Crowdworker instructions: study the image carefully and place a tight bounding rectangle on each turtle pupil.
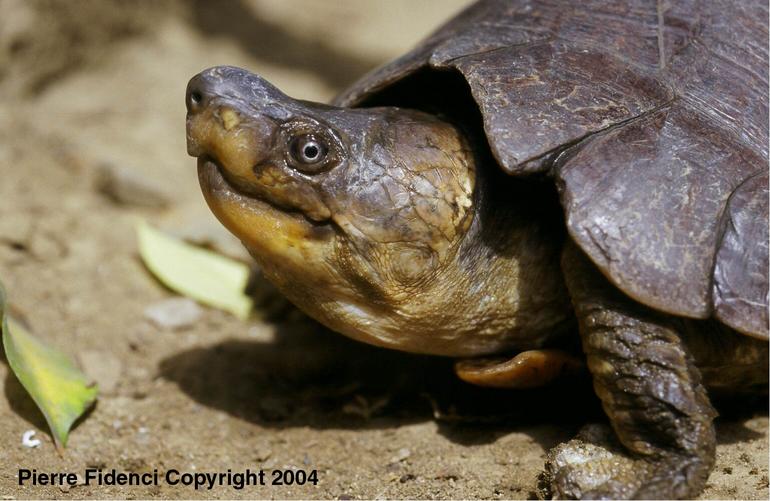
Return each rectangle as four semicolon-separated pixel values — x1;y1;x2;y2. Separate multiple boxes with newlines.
290;134;327;167
304;144;319;160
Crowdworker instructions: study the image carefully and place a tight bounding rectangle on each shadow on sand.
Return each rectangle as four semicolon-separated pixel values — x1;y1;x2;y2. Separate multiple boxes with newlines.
158;316;600;450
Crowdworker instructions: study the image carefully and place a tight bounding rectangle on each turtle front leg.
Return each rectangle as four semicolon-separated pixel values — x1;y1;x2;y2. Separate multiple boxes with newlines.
542;243;717;499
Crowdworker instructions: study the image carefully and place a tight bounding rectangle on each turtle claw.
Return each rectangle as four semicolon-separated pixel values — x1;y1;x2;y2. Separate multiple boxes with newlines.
539;424;709;500
539;424;642;500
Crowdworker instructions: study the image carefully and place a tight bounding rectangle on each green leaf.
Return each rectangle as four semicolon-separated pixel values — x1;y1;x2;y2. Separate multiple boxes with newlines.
0;283;98;450
136;220;253;319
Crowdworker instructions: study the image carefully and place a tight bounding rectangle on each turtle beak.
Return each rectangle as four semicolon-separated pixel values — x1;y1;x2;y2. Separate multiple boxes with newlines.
185;67;280;191
185;71;221;158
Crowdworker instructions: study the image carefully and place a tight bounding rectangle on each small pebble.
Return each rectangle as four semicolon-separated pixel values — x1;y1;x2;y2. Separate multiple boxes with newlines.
79;349;122;394
144;297;202;330
21;430;40;448
435;469;460;481
247;324;277;343
389;448;411;464
96;162;170;208
135;427;150;445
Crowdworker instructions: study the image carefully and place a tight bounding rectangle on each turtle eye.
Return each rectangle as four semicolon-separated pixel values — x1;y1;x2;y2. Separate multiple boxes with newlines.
289;134;328;171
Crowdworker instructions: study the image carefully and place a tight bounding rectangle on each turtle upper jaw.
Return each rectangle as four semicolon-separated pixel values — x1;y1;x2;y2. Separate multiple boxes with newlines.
186;96;273;195
186;66;285;198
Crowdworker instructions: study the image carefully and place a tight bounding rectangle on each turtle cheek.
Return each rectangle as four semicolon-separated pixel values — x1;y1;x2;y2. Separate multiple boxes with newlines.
250;164;332;221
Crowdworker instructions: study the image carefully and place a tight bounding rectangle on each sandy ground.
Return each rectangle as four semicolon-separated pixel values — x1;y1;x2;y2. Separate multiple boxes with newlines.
0;1;767;499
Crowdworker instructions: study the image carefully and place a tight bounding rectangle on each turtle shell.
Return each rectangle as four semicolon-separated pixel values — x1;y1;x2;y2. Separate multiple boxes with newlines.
335;0;769;339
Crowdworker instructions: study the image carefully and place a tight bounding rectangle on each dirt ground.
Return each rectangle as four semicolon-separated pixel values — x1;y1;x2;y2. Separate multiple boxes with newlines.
0;1;767;499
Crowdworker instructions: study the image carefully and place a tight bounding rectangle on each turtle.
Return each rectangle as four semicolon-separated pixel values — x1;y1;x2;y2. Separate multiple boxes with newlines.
184;0;769;498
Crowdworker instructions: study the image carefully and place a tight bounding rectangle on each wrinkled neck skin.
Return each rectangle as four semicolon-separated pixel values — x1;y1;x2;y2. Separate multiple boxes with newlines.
313;144;573;357
248;118;570;357
270;140;571;357
188;68;572;357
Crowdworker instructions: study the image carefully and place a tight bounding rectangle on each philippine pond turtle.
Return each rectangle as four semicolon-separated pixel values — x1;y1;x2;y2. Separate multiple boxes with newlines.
185;0;769;498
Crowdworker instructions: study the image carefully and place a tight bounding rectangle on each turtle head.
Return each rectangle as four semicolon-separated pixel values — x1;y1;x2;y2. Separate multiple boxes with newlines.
186;66;479;351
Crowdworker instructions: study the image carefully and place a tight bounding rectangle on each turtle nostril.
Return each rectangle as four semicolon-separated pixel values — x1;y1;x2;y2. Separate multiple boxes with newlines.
187;88;206;113
186;76;210;113
186;70;225;113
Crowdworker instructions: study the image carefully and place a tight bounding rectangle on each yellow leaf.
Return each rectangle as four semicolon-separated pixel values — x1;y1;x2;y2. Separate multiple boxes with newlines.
0;284;98;450
136;220;253;319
